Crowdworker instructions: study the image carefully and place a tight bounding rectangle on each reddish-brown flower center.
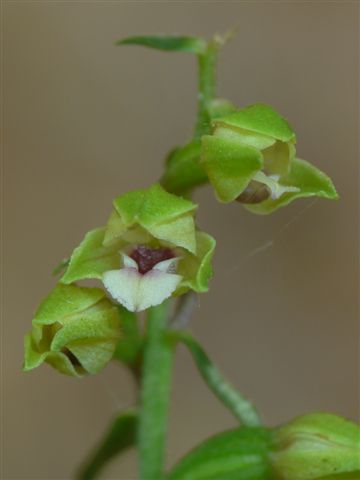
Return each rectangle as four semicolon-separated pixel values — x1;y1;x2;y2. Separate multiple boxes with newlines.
130;245;175;275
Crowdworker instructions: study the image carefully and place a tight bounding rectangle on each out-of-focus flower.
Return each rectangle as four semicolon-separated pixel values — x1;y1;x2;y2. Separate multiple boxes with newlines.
24;284;121;376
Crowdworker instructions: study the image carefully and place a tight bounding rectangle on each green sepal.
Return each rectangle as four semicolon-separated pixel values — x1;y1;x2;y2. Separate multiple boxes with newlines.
108;184;198;253
116;35;206;54
201;135;263;203
271;413;360;480
215;103;296;143
245;157;339;214
178;232;216;293
60;227;121;284
160;141;208;195
78;410;137;480
50;309;120;375
167;427;273;480
24;284;121;376
33;283;106;325
24;332;81;376
113;306;142;368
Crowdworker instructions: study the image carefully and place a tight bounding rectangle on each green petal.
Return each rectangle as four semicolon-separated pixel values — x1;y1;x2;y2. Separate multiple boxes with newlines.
178;232;216;293
160;141;208;195
149;214;197;255
215;103;296;142
33;284;106;326
113;184;197;253
262;141;295;176
116;35;206;54
61;227;121;283
245;157;338;214
201;135;263;203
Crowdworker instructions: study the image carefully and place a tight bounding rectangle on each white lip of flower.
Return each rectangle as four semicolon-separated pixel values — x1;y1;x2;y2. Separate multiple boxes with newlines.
103;253;182;312
253;171;300;200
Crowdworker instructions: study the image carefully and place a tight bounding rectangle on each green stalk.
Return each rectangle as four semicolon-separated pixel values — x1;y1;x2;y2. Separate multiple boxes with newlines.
169;331;262;428
138;301;174;480
194;41;218;139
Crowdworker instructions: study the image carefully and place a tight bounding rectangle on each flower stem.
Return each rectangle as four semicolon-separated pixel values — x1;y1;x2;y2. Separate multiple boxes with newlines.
169;331;262;427
194;41;218;139
138;301;174;480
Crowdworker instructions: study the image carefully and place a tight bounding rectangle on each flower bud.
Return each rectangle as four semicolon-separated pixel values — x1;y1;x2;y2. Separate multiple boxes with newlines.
201;104;338;213
24;284;121;377
271;413;360;480
60;184;215;312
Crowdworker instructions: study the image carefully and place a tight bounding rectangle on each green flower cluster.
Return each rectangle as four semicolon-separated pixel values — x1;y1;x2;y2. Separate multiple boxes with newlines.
24;185;215;376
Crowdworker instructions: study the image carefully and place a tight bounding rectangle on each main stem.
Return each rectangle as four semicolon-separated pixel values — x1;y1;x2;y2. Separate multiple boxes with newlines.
138;301;173;480
194;41;218;139
139;42;219;479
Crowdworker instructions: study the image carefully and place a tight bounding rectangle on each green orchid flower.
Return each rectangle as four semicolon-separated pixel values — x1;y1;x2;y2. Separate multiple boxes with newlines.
271;413;360;480
201;103;338;213
60;184;215;312
23;284;121;377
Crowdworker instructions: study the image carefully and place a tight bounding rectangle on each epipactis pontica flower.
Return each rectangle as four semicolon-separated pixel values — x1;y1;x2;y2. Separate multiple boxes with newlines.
23;284;121;376
60;184;215;312
201;103;338;213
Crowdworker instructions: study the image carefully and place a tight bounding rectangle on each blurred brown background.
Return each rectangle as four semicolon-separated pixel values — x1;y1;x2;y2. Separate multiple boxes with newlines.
2;1;359;479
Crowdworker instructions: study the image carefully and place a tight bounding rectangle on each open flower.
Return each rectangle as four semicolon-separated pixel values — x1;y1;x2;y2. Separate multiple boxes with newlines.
23;284;121;376
60;184;215;312
201;103;338;213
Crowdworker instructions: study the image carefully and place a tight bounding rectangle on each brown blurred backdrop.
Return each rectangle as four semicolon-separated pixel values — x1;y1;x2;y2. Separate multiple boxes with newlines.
2;1;359;479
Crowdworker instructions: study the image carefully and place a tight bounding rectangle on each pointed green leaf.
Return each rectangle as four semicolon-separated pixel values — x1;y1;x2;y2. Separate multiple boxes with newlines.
116;35;206;54
178;232;216;293
245;157;339;214
201;135;263;203
160;141;208;195
61;227;121;284
78;410;137;480
216;103;296;142
167;427;272;480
